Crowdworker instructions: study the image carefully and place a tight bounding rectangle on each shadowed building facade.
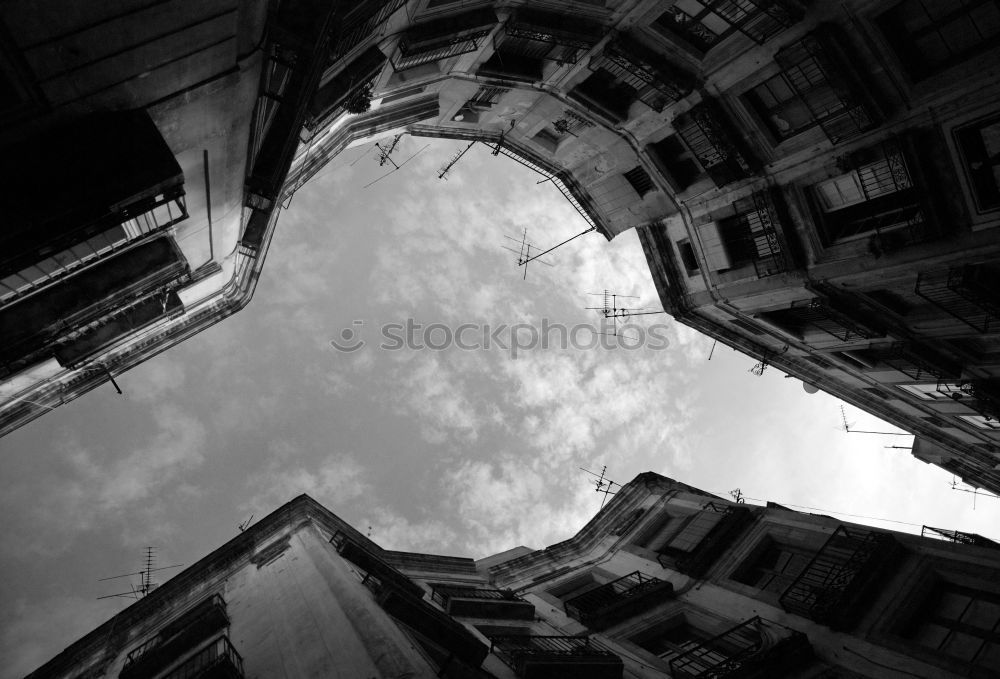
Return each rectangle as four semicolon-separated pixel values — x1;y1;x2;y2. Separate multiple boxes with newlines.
25;472;1000;679
3;1;1000;496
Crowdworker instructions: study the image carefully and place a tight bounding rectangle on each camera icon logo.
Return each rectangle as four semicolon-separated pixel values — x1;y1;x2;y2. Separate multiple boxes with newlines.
330;320;366;353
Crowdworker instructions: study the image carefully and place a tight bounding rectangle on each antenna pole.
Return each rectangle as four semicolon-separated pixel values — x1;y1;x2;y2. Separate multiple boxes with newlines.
520;226;595;265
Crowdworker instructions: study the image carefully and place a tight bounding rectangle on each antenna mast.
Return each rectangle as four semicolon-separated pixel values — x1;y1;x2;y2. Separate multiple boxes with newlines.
438;141;477;180
580;465;621;509
97;547;183;601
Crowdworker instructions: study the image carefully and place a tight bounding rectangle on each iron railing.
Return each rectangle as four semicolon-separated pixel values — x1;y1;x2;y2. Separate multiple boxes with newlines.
161;636;244;679
504;8;603;52
330;530;425;597
916;265;1000;334
921;525;1000;549
774;29;878;144
564;572;673;629
432;586;521;603
779;525;899;629
657;503;756;577
870;342;961;381
720;191;788;278
330;0;408;62
591;40;693;112
0;190;187;305
490;635;623;677
395;29;491;70
675;100;755;187
657;0;798;51
669;616;811;679
791;298;885;345
942;380;1000;422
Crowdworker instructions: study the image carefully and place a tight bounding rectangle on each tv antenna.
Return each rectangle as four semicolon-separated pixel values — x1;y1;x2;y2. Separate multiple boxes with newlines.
502;229;555;280
363;143;430;189
375;134;404;167
97;547;183;600
238;514;254;532
580;465;621;509
585;290;655;342
839;405;912;436
437;140;477;180
729;488;746;503
503;225;597;279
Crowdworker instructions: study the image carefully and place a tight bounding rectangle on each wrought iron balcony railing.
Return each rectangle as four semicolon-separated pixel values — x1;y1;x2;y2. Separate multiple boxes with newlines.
504;8;604;53
870;342;962;382
779;526;901;629
921;525;1000;549
774;27;879;145
564;572;674;630
669;616;812;679
330;0;408;62
590;39;695;112
490;635;624;679
655;0;800;54
916;264;1000;334
674;100;756;187
121;595;229;679
657;503;756;578
379;587;490;667
721;191;790;278
392;8;496;71
431;586;535;620
330;530;425;598
161;636;244;679
938;380;1000;423
793;297;886;345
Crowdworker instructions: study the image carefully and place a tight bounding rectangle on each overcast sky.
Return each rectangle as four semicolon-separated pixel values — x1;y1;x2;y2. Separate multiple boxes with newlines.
1;136;997;677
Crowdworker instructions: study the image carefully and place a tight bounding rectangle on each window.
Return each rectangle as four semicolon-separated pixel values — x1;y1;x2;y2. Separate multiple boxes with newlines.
634;622;714;664
958;415;1000;430
812;141;924;246
653;0;796;54
678;240;700;275
955;114;1000;213
647;136;703;191
733;540;811;594
878;0;1000;80
746;73;817;140
897;383;964;400
903;583;1000;671
623;166;655;197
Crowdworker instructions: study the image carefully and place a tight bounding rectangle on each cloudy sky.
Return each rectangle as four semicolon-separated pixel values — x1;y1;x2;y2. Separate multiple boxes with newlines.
1;136;997;677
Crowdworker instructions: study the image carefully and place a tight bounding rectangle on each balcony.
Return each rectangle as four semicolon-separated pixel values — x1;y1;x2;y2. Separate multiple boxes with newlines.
669;617;812;679
774;26;880;144
590;39;695;112
379;587;490;666
161;636;244;679
330;530;425;598
503;8;603;59
779;526;901;629
330;0;408;62
120;595;229;679
916;264;1000;334
921;525;1000;549
307;47;387;130
720;191;790;278
489;635;623;679
392;8;496;71
674;100;756;187
431;586;535;620
657;503;756;578
654;1;800;54
564;572;674;631
870;343;962;381
940;380;1000;423
786;297;886;346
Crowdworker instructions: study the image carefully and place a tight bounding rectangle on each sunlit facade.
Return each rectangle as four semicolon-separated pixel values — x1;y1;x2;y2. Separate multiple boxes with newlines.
26;472;1000;679
2;0;1000;499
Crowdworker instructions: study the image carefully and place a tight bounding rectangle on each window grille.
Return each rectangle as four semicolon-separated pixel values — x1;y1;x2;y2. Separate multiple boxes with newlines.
915;264;1000;334
623;167;655;197
674;101;755;186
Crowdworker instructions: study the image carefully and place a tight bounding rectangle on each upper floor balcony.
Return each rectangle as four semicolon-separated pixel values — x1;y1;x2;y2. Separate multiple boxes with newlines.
479;9;601;83
489;635;623;679
921;525;1000;549
916;264;1000;335
772;26;880;145
392;7;496;71
938;380;1000;423
564;571;674;631
431;585;535;620
160;635;244;679
330;530;425;598
329;0;408;62
779;525;901;629
120;595;230;679
657;503;756;578
669;616;812;679
378;587;490;667
870;342;962;382
589;38;696;113
652;0;801;56
674;99;756;187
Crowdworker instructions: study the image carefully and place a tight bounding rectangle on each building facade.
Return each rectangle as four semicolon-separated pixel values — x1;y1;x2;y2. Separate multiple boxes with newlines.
26;471;1000;679
3;0;999;497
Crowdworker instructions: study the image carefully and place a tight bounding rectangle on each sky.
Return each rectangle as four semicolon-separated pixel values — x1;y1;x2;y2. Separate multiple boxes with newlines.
1;136;998;677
